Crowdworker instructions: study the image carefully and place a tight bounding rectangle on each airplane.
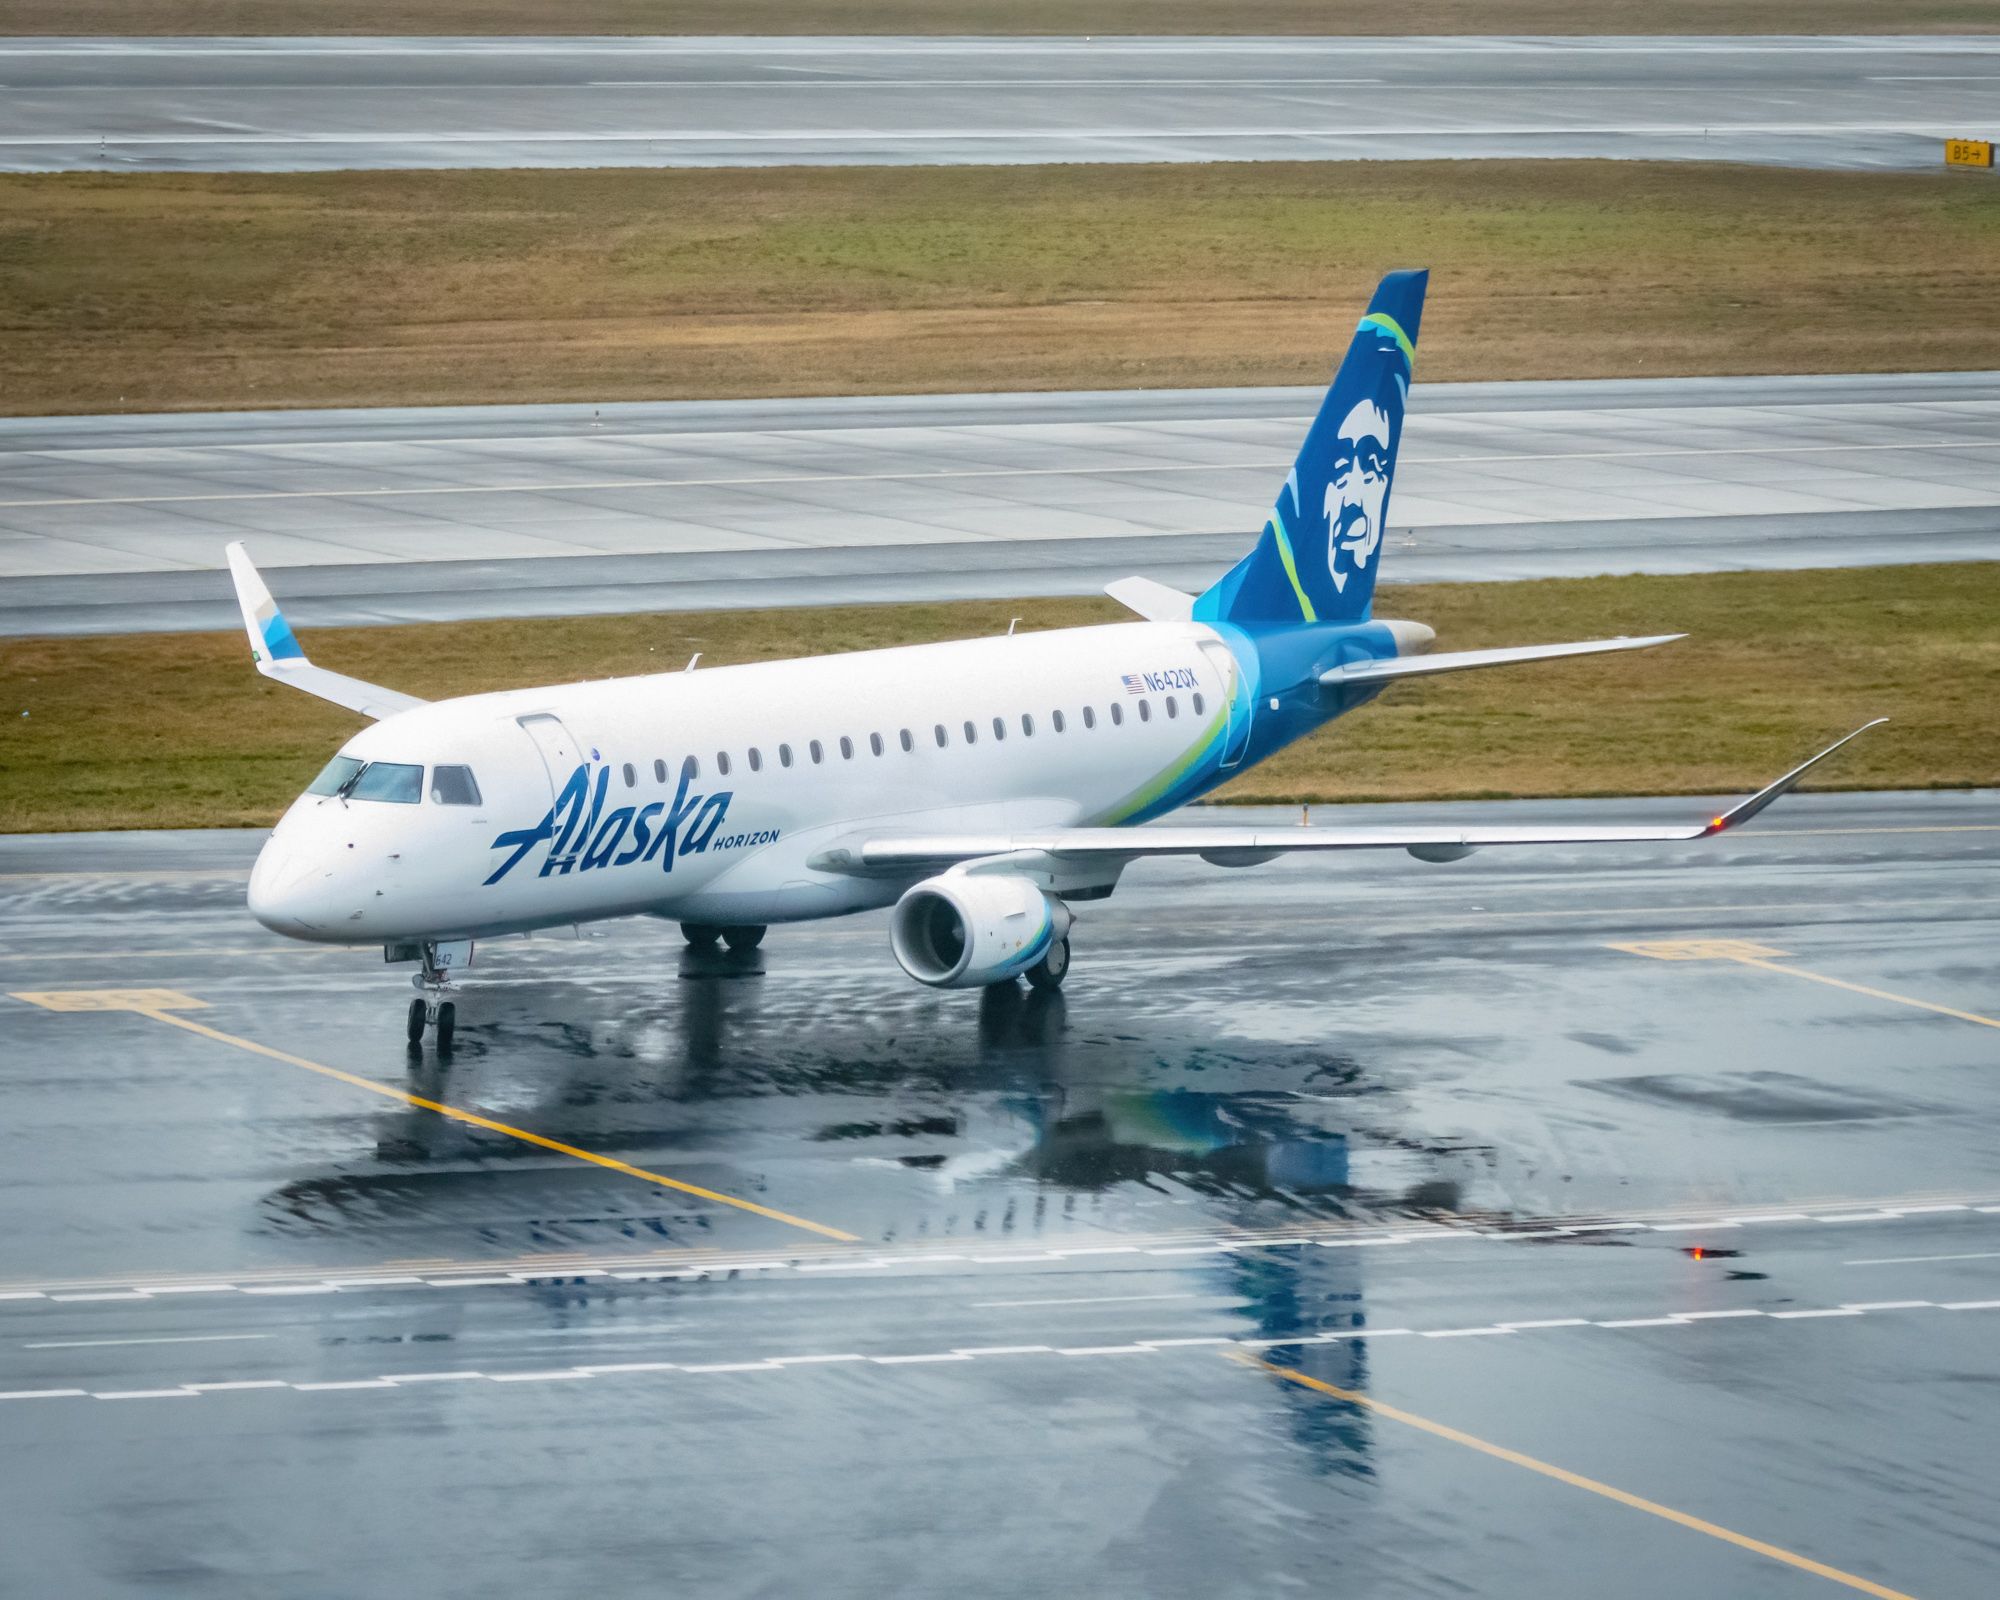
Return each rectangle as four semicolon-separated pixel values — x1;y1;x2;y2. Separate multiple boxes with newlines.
231;269;1880;1048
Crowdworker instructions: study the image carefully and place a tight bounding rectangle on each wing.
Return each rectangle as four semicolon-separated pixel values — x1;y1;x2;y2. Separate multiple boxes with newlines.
810;720;1886;877
226;542;426;721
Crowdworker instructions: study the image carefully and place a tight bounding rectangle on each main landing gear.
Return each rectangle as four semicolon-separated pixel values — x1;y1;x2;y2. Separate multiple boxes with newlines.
681;922;767;952
1023;934;1071;992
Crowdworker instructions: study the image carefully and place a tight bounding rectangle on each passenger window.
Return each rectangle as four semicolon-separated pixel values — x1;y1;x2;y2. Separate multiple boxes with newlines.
1138;700;1152;722
1110;703;1124;726
991;716;1006;741
622;762;636;788
748;748;762;772
1082;706;1096;730
1165;696;1177;719
1052;710;1066;734
899;729;914;753
963;721;977;745
717;751;731;776
934;724;948;748
1192;692;1205;717
870;732;885;756
431;765;481;806
840;735;854;760
809;739;824;764
682;755;699;784
307;755;364;796
654;758;667;783
348;761;422;804
1022;714;1034;736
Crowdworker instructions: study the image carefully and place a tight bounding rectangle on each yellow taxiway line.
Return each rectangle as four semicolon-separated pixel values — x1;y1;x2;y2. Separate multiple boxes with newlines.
1609;939;2000;1029
1248;1358;1919;1600
8;988;859;1244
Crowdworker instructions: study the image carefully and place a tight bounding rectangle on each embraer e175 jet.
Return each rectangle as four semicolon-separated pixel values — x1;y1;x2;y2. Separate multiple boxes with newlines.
234;271;1878;1045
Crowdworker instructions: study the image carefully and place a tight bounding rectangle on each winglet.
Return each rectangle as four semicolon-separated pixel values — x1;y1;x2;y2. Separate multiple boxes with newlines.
227;541;304;664
1704;719;1888;834
223;542;426;722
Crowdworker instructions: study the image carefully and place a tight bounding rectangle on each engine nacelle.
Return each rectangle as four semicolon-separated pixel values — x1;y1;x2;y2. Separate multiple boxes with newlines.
889;872;1072;989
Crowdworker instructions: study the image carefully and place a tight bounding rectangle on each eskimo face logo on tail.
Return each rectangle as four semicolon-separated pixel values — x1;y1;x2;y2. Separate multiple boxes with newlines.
1323;397;1390;593
482;761;735;886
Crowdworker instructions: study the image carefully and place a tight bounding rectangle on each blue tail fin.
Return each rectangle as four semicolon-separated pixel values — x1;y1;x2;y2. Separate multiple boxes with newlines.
1193;269;1426;628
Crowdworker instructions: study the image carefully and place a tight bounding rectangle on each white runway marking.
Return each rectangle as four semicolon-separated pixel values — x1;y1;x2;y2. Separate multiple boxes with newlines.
973;1292;1204;1309
1845;1250;2000;1266
11;1294;1959;1405
23;1333;270;1350
9;437;1994;512
4;1193;1992;1308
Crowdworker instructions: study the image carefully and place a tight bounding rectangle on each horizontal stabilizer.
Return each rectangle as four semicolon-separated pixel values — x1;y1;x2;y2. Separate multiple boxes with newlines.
1320;633;1684;688
225;543;425;721
813;721;1883;876
1105;576;1195;622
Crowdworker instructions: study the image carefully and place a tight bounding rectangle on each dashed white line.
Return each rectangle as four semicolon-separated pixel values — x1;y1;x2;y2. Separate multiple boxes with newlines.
1595;1318;1686;1328
973;1292;1204;1309
1941;1299;2000;1311
868;1352;973;1365
291;1379;397;1391
1840;1301;1933;1311
485;1369;592;1382
1421;1327;1513;1338
382;1371;485;1383
1055;1344;1157;1356
1671;1310;1765;1321
24;1333;270;1350
92;1388;196;1400
1769;1309;1865;1320
1500;1318;1592;1329
1846;1251;2000;1267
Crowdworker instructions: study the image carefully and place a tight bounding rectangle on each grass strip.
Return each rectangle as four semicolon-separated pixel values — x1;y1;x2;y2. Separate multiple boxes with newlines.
7;1;1996;35
4;563;1994;834
6;161;2000;416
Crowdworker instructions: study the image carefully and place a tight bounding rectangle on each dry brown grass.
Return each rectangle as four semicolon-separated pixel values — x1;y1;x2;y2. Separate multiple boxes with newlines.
4;563;1994;833
3;1;1995;35
6;161;2000;417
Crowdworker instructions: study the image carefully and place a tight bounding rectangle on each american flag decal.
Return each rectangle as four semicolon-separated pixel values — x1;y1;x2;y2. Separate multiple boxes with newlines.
1120;673;1147;695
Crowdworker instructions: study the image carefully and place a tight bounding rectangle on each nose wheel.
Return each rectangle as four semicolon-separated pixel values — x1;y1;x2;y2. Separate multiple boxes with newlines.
404;941;464;1051
406;992;456;1049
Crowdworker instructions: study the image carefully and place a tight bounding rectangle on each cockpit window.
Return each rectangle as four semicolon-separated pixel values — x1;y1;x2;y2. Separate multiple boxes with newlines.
307;755;365;796
431;765;481;806
347;761;423;804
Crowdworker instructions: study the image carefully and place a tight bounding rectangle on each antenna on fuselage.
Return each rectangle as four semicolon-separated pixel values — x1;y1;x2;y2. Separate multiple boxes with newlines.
685;652;702;671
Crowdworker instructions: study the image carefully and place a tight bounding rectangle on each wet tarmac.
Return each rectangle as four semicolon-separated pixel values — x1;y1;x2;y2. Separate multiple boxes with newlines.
2;790;1997;1597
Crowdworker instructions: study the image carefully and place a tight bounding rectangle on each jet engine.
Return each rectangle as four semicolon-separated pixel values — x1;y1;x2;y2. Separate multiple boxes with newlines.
889;872;1072;989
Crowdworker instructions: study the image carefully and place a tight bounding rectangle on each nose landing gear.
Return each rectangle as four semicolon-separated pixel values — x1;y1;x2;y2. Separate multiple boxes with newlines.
392;938;470;1052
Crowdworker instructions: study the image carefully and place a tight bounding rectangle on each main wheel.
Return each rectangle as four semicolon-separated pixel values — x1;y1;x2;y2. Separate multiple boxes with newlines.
406;996;427;1043
1025;934;1070;991
681;922;723;948
722;924;766;952
435;1001;456;1051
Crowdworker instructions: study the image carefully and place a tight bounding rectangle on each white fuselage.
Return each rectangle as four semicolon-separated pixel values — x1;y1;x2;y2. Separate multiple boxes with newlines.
248;620;1246;945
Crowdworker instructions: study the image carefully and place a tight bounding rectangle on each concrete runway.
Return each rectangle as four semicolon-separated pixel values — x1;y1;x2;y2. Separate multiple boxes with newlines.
6;371;1997;637
3;35;1997;173
2;789;1998;1595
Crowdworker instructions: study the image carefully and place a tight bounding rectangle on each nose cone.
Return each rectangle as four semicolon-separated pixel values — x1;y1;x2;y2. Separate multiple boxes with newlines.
248;831;331;938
